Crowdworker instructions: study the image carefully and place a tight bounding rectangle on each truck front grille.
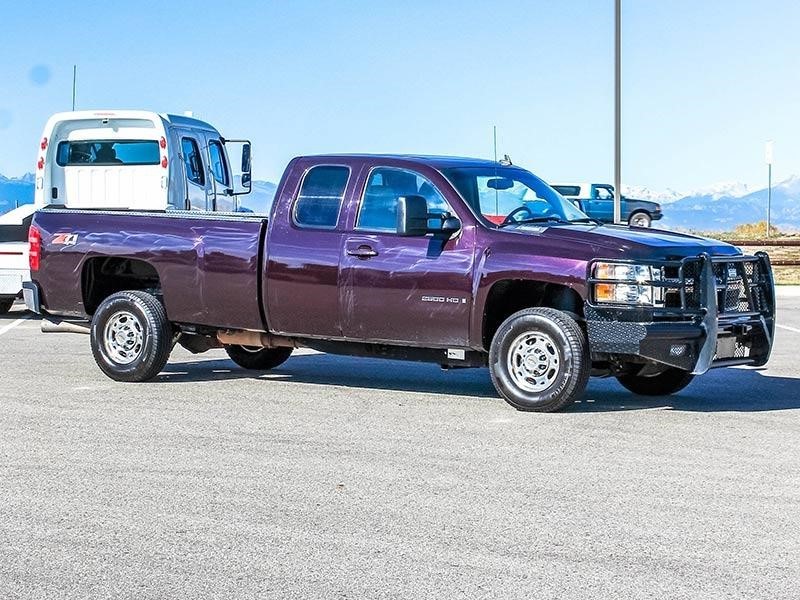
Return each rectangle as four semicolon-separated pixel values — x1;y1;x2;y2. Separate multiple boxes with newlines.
658;255;770;315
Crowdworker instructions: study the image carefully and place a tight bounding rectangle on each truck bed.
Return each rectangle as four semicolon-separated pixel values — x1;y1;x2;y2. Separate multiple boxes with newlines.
32;208;268;331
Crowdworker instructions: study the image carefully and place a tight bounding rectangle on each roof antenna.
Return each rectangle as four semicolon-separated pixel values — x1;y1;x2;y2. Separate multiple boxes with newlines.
71;65;77;111
499;154;512;166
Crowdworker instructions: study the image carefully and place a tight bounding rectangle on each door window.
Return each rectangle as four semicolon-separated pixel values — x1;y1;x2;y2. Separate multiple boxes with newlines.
208;141;229;187
593;186;614;200
357;167;450;232
181;138;205;187
293;165;350;228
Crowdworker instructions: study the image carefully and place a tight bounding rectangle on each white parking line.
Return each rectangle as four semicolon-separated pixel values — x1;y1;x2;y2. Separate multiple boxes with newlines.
776;323;800;334
0;316;31;337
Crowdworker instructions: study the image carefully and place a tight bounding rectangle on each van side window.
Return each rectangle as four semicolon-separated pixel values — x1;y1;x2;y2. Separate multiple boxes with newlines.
208;141;229;187
357;167;450;232
181;138;205;186
293;166;350;229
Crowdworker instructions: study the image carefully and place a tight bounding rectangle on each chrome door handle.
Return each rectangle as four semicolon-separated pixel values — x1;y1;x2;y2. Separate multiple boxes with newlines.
347;245;378;259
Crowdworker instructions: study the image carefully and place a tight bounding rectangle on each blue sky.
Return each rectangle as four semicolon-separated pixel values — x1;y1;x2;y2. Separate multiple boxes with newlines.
1;0;798;190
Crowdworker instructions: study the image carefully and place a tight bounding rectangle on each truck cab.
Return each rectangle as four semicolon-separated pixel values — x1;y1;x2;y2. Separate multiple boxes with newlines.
552;182;663;227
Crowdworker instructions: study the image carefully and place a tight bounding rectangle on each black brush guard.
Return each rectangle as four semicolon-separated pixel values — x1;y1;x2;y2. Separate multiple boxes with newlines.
585;252;776;374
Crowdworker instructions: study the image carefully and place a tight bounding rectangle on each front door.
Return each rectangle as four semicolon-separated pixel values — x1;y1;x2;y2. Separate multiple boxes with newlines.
586;184;615;222
204;134;234;212
178;134;210;211
340;167;473;347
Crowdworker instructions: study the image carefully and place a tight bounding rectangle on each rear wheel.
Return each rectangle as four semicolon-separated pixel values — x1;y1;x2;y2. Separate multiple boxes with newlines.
90;291;172;382
616;367;694;396
0;297;14;314
489;308;590;412
628;211;652;227
225;345;293;370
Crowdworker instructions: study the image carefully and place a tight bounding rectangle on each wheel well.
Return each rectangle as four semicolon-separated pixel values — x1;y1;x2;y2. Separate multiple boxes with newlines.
482;280;584;349
82;257;161;315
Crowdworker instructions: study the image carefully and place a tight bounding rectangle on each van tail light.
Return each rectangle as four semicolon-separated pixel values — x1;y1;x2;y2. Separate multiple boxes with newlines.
29;226;42;271
37;157;45;170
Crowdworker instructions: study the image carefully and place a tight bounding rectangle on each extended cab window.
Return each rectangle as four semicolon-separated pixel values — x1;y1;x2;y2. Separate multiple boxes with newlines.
56;140;160;166
208;141;229;187
293;166;350;228
553;185;580;197
357;167;450;232
181;138;205;186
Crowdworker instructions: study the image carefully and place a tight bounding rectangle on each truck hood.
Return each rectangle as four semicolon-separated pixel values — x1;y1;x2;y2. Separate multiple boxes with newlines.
509;223;740;260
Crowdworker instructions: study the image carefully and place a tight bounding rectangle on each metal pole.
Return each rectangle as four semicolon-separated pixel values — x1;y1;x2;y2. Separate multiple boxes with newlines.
767;162;772;238
614;0;622;224
72;65;77;111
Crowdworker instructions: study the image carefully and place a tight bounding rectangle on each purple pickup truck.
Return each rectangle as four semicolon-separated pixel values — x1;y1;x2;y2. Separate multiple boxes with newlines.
24;155;776;412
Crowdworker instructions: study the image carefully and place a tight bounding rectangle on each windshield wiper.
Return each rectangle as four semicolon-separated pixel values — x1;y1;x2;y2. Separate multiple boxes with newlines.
498;216;566;228
568;217;603;225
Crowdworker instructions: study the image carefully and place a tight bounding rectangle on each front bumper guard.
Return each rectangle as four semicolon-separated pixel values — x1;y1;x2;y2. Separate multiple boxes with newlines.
586;252;775;375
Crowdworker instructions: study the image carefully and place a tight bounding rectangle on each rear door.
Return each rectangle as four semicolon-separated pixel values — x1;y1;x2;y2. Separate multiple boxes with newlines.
339;166;473;347
264;163;354;338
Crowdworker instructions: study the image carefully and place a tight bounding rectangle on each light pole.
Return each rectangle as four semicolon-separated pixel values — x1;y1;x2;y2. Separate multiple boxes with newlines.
614;0;622;224
765;140;773;238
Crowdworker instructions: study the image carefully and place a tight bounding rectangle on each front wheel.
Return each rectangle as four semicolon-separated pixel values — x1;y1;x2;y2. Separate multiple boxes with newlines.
489;308;590;412
225;345;293;370
628;211;652;227
616;367;694;396
90;291;173;382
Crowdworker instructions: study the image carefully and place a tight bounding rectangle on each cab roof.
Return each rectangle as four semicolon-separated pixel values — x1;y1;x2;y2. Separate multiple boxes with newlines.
296;154;515;170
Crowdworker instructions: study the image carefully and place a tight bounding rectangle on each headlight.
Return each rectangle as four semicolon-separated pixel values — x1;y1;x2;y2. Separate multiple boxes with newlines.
592;262;658;305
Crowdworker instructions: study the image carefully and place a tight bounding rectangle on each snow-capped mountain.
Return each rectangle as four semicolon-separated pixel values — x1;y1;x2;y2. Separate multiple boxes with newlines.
621;185;684;204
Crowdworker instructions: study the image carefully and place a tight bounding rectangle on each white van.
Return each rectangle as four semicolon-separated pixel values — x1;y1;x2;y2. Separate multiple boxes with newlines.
0;110;252;313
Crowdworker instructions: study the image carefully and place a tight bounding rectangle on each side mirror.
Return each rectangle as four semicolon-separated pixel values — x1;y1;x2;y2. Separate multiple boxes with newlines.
223;139;252;195
397;195;429;236
240;143;252;191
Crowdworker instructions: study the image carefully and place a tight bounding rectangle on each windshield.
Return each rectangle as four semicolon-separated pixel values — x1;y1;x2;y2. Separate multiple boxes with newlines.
443;166;590;226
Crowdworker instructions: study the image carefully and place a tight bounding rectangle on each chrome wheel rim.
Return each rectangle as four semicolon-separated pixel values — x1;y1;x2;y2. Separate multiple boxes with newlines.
507;331;561;393
103;311;144;364
631;214;650;227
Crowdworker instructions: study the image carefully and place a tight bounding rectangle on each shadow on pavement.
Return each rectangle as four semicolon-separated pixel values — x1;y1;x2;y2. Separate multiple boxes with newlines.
160;352;800;413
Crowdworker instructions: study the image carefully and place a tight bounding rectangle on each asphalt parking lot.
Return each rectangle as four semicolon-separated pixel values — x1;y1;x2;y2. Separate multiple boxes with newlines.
1;290;799;599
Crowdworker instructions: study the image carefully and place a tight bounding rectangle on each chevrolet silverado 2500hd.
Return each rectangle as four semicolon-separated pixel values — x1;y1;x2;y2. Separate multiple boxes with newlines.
25;155;775;412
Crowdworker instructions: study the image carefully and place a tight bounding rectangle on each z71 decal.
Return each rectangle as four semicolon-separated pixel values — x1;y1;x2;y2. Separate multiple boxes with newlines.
51;233;79;246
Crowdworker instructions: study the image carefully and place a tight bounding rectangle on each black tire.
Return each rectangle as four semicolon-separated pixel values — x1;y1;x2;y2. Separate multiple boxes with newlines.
489;308;590;412
628;211;652;227
0;297;14;314
225;345;293;370
616;367;694;396
90;291;172;382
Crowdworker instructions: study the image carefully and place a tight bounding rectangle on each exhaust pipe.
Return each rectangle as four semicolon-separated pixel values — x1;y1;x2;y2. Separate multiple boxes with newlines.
216;329;298;349
42;318;91;335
